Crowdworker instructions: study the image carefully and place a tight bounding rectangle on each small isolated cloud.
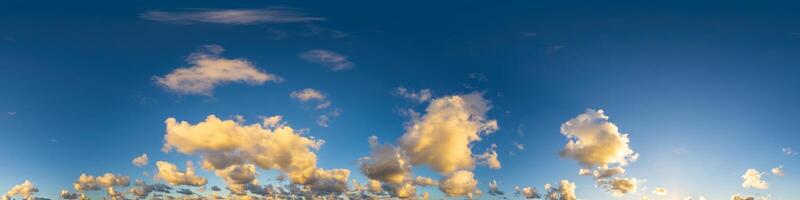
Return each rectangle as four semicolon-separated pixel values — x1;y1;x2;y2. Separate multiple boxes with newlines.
731;194;767;200
154;45;282;95
783;147;797;155
155;161;208;186
141;7;323;25
741;169;768;189
513;142;525;150
514;186;541;199
487;180;503;196
6;112;15;116
771;165;784;176
394;87;432;103
653;187;668;195
132;153;149;167
290;88;327;104
299;49;354;71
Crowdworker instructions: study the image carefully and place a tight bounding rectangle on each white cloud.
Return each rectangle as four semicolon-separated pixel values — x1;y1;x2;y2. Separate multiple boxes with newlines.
132;153;149;167
395;87;432;103
438;170;478;198
771;165;784;176
299;49;354;71
141;7;323;25
782;147;797;155
487;180;504;196
155;161;208;186
513;142;525;150
741;169;768;189
154;45;282;95
399;93;499;174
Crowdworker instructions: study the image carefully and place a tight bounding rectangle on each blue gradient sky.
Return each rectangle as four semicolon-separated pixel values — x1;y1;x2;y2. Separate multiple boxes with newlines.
1;1;799;199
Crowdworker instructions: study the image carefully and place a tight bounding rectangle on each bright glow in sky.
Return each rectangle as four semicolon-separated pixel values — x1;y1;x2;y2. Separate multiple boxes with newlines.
1;1;799;200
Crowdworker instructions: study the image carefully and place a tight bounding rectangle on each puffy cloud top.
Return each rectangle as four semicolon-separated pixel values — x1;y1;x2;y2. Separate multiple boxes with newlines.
4;180;38;200
438;170;478;198
741;169;768;189
132;153;149;167
560;109;635;168
399;93;499;174
155;161;208;186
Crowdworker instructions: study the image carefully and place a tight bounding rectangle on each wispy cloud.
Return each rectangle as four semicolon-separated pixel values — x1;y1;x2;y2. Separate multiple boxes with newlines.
299;49;354;71
141;7;323;25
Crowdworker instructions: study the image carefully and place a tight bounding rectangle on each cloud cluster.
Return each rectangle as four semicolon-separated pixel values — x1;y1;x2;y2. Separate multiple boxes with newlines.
561;109;639;196
299;49;354;71
3;180;38;200
544;180;577;200
73;173;130;192
155;161;208;186
395;87;432;103
161;114;350;195
154;45;282;95
132;153;149;167
141;7;323;25
741;169;768;189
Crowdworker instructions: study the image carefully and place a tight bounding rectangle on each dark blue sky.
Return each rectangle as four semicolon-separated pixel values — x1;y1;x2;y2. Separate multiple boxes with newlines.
1;1;799;199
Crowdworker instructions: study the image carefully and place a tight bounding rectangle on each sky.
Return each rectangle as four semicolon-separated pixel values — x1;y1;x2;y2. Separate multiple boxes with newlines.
1;1;799;200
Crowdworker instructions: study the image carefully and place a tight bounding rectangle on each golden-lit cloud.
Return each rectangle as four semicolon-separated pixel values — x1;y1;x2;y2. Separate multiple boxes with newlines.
771;165;784;176
413;176;438;187
515;186;541;199
438;170;479;198
162;114;350;194
399;93;499;174
741;169;768;189
3;180;38;200
154;45;282;95
544;180;577;200
155;161;208;186
653;187;668;195
132;153;149;167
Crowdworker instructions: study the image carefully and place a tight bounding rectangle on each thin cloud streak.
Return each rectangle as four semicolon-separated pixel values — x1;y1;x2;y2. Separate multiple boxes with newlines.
141;7;323;25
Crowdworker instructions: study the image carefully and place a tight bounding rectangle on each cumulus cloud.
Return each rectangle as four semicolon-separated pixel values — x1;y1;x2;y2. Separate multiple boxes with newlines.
487;180;503;196
395;87;432;103
731;194;767;200
603;178;638;196
141;7;323;25
515;186;541;199
399;93;499;174
161;114;350;194
154;45;282;95
4;180;38;200
771;165;784;176
129;180;172;198
560;109;636;168
72;173;130;194
358;136;415;196
132;153;149;167
544;180;577;200
560;109;639;196
299;49;354;71
653;187;668;195
155;161;208;186
475;144;501;169
438;170;478;198
59;190;79;200
741;169;768;189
